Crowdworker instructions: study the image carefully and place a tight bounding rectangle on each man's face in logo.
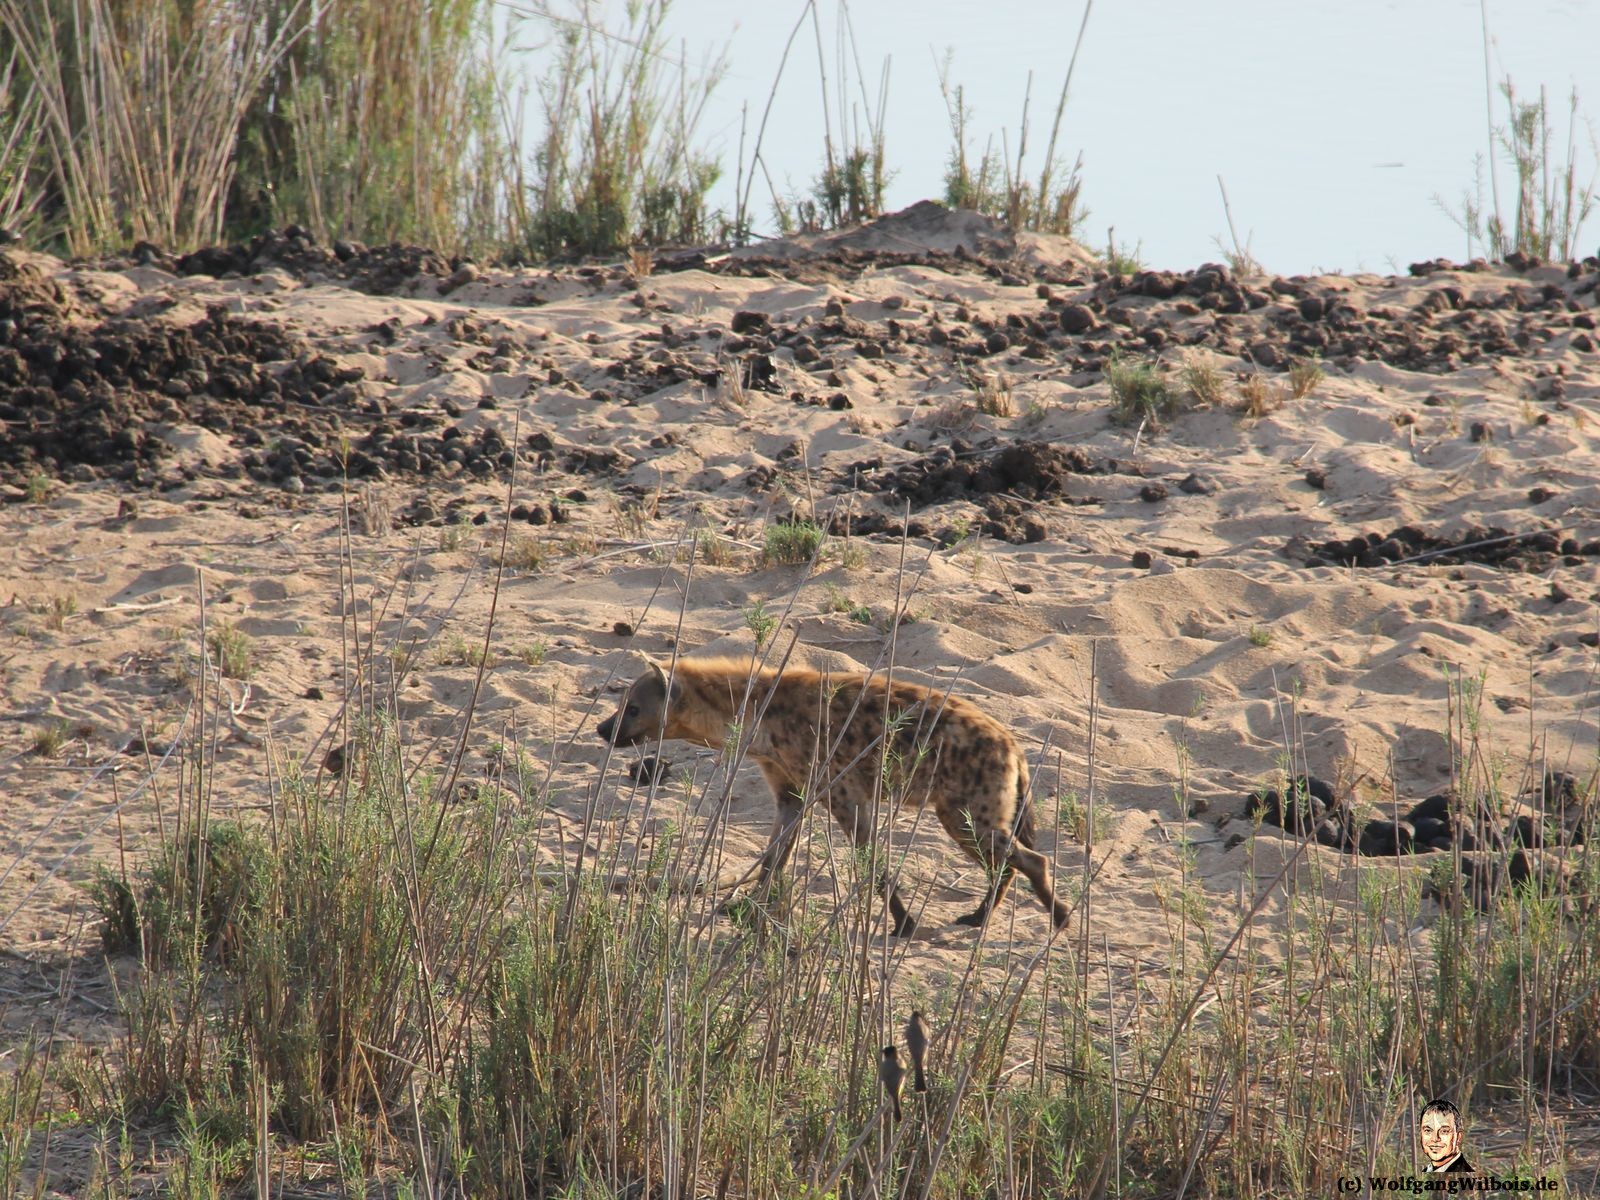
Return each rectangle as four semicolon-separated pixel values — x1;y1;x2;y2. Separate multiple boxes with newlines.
1420;1110;1461;1166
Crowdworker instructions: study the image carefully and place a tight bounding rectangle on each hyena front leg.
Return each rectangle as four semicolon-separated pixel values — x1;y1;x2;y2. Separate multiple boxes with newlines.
934;809;1019;929
750;762;807;894
954;833;1019;928
826;793;917;937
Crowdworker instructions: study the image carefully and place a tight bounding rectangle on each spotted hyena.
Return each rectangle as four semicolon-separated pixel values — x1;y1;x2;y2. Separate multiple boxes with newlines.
596;656;1069;935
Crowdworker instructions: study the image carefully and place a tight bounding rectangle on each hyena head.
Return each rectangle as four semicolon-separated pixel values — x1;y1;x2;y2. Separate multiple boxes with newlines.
596;659;680;746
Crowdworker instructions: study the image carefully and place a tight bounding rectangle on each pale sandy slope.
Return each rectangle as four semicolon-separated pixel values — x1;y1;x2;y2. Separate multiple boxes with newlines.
1;219;1597;1166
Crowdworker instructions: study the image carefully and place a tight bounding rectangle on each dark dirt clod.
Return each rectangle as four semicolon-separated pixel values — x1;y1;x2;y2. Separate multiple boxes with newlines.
166;227;450;295
1296;523;1585;572
857;439;1104;509
2;251;554;489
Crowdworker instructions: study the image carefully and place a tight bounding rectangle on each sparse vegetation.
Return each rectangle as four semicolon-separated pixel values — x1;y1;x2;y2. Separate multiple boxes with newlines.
205;622;253;679
742;597;777;647
22;472;52;503
1247;623;1273;648
26;592;76;632
823;584;872;624
1288;356;1326;399
836;538;869;571
513;638;548;667
933;5;1092;236
694;528;739;567
964;365;1014;417
1057;789;1106;843
1179;350;1228;407
927;394;980;434
501;535;548;572
30;720;68;757
1018;397;1052;429
1236;371;1285;419
1102;227;1143;276
433;632;488;668
1439;76;1598;262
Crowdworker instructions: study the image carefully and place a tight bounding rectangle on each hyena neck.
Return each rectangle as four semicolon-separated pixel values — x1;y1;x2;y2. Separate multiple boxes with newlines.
666;660;770;747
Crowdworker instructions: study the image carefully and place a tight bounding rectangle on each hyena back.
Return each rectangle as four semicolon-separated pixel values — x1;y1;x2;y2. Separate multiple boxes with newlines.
596;656;1069;935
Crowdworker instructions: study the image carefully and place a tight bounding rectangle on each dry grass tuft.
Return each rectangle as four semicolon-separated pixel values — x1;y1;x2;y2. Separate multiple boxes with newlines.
1235;372;1286;419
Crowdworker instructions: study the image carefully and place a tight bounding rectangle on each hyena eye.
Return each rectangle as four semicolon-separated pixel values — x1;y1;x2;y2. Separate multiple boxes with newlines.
625;704;640;718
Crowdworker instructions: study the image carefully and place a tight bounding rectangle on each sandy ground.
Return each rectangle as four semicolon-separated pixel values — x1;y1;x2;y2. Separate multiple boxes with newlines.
2;205;1598;1186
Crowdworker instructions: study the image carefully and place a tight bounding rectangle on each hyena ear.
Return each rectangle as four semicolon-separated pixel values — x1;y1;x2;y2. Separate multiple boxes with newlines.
645;657;681;701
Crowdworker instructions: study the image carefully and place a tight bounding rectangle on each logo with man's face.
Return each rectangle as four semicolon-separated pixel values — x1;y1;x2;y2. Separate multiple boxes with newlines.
1420;1100;1463;1169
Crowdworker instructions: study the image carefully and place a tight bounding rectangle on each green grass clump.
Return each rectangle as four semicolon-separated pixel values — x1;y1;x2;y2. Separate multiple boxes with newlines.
95;728;519;1143
206;622;253;679
824;584;871;624
762;519;825;566
1105;353;1181;427
93;821;267;966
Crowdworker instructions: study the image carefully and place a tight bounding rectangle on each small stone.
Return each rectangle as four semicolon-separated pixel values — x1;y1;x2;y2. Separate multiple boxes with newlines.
612;621;635;637
1131;550;1153;569
323;740;355;777
1139;483;1169;502
628;756;667;786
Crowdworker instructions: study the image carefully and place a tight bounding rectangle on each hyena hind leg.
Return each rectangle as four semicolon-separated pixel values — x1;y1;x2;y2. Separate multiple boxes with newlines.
949;824;1068;931
1011;843;1071;929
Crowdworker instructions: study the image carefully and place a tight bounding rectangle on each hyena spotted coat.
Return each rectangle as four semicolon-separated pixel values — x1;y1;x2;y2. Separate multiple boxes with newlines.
596;656;1069;935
